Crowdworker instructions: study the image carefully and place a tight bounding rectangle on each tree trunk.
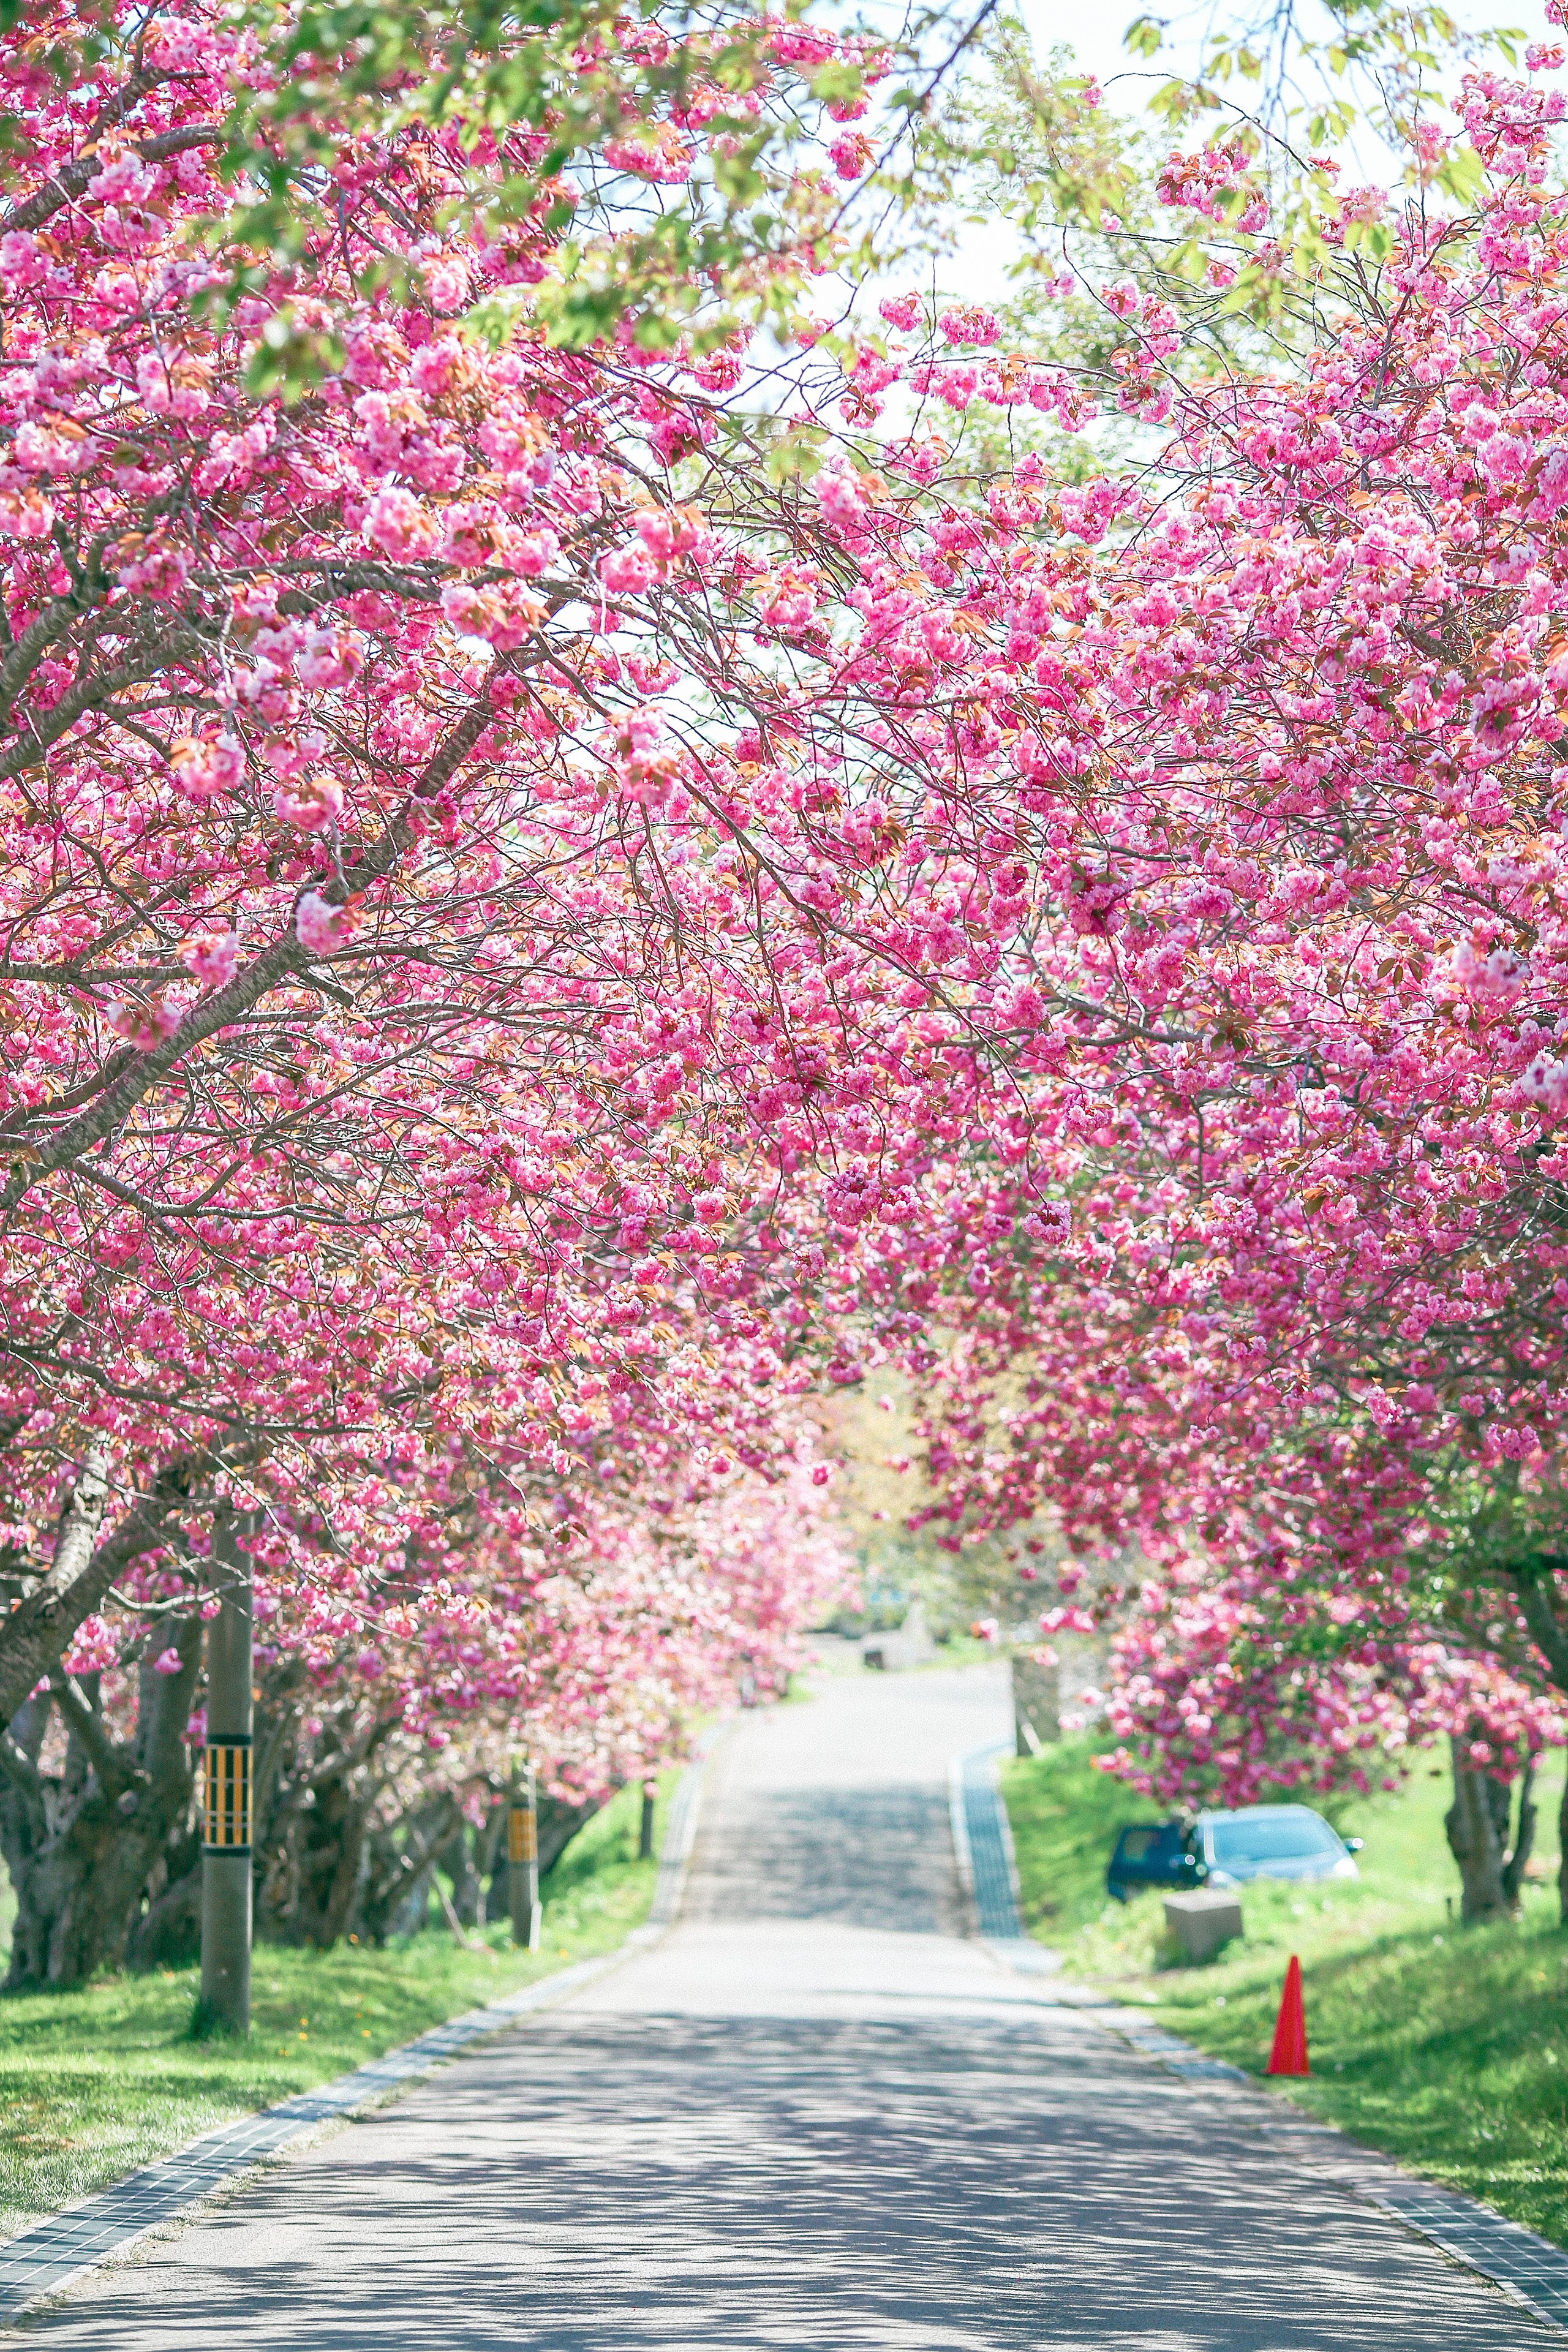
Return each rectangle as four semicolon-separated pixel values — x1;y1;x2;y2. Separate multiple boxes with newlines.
360;1796;461;1942
1445;1737;1512;1923
475;1796;507;1928
0;1693;61;1986
538;1790;602;1875
254;1697;412;1948
1501;1760;1539;1910
447;1817;481;1928
0;1618;203;1986
261;1760;371;1947
128;1845;203;1969
481;1790;601;1918
252;1693;301;1861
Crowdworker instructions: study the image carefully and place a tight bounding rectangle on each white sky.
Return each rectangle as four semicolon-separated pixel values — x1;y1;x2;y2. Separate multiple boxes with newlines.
1010;0;1555;92
900;0;1562;303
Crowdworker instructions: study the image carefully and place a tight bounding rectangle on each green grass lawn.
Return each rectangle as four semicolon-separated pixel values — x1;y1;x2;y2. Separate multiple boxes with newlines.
0;1773;671;2242
1001;1738;1568;2247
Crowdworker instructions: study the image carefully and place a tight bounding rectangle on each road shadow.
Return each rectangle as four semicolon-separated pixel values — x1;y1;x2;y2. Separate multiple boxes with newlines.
27;2007;1550;2351
684;1786;960;1934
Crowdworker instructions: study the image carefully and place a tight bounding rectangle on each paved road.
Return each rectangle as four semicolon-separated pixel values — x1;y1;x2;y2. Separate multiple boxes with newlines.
24;1664;1551;2348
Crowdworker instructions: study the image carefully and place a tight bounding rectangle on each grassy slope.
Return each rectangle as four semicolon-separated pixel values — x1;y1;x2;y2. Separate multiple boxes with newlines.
1001;1739;1568;2247
0;1772;671;2241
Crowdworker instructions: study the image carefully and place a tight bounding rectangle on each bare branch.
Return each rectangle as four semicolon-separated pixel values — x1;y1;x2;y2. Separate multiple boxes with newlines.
0;1725;45;1806
50;1671;129;1791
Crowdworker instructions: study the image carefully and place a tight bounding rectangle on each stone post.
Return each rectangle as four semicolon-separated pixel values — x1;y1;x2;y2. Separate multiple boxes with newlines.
200;1510;252;2033
507;1763;541;1953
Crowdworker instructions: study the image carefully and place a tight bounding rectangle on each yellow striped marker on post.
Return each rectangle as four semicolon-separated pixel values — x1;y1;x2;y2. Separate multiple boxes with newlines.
200;1511;253;2034
204;1736;251;1852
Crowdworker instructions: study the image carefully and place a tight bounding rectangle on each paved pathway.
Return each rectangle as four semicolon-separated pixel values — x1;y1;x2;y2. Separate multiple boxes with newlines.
19;1664;1553;2348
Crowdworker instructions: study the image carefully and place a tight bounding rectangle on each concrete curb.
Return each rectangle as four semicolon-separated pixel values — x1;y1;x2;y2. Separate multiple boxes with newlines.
951;1737;1055;1975
0;1740;718;2328
967;1761;1568;2336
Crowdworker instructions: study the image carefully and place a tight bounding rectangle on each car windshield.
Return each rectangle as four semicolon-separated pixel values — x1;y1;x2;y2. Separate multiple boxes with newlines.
1208;1815;1341;1865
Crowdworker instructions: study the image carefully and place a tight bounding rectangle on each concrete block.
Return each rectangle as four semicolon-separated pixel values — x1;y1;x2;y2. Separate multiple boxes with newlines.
861;1601;937;1673
1164;1890;1243;1963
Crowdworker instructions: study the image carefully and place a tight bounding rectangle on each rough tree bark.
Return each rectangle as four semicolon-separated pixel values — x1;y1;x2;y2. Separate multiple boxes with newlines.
260;1760;371;1947
1444;1739;1526;1923
0;1615;203;1986
356;1787;608;1944
538;1790;603;1877
256;1702;396;1947
447;1815;482;1928
474;1796;507;1928
1507;1570;1568;1921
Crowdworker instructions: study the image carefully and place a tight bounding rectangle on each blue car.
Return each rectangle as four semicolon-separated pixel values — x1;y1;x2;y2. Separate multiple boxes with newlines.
1107;1803;1360;1903
1107;1819;1202;1903
1195;1804;1360;1889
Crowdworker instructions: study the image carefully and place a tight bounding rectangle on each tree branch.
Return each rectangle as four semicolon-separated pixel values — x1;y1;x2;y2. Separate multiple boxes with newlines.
0;1724;45;1807
4;124;224;239
49;1672;129;1792
0;1461;197;1725
0;690;499;1213
1512;1572;1568;1694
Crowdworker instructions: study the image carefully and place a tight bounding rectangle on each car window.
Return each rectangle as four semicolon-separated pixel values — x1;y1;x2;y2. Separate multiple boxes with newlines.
1117;1828;1160;1861
1208;1815;1341;1864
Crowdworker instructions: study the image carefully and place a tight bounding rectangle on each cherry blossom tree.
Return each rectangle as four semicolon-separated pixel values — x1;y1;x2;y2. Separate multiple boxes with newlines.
750;50;1568;1909
0;0;910;1973
0;0;916;1713
26;0;1568;1977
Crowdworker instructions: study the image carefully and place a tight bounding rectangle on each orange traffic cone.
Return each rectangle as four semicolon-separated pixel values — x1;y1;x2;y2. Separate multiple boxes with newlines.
1266;1954;1310;2076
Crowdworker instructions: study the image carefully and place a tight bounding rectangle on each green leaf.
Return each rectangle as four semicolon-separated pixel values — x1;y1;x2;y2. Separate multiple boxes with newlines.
244;314;347;402
763;424;827;486
464;291;526;350
807;59;865;105
1435;143;1486;205
711;150;765;205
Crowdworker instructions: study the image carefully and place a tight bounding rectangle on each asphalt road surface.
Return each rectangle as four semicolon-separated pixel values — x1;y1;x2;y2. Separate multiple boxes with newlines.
20;1662;1553;2349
